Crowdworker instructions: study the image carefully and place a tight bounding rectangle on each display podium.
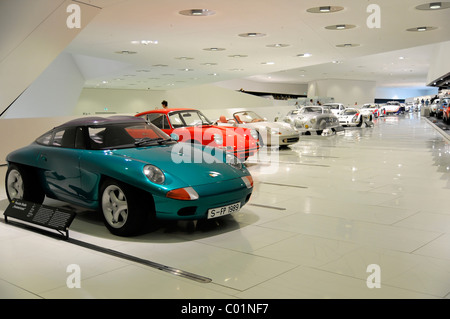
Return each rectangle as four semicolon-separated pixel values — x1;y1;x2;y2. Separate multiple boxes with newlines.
4;199;76;239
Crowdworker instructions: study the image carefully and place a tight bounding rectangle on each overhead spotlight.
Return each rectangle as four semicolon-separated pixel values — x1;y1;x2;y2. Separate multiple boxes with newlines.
336;24;346;29
296;53;312;57
429;2;442;9
179;9;216;16
319;6;331;12
417;26;428;31
238;32;266;38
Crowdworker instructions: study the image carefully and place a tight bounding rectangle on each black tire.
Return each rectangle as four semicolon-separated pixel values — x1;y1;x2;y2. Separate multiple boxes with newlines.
257;131;264;147
5;164;45;204
99;179;154;236
317;120;326;134
357;117;363;127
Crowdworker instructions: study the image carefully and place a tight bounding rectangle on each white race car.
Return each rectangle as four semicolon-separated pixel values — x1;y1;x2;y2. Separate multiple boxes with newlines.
216;111;300;147
383;101;405;115
282;106;341;135
360;104;381;119
322;103;346;116
338;108;369;127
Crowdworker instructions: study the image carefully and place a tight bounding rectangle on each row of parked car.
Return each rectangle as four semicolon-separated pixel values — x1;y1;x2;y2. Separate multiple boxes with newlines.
429;98;450;123
3;103;381;237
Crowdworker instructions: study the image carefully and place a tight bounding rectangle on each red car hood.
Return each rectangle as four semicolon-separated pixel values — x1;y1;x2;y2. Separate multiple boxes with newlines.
169;125;258;151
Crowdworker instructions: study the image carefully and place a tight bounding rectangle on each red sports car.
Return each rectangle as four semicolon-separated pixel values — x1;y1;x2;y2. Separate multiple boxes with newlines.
135;108;259;161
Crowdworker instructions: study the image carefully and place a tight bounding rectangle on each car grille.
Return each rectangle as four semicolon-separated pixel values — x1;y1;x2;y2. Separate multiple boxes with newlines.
283;137;299;143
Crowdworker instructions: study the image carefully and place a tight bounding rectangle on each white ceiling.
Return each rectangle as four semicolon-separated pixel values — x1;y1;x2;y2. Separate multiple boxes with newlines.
67;0;450;91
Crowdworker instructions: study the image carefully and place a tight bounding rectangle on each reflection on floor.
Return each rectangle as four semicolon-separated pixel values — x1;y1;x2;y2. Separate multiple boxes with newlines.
1;113;450;299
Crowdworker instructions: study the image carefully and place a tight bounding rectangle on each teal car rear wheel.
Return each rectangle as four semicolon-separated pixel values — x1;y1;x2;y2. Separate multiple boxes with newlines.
5;164;45;204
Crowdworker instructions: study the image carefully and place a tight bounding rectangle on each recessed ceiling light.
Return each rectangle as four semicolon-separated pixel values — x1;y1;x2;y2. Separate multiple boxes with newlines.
228;54;248;58
115;50;137;54
201;62;218;66
179;68;194;71
430;2;442;9
261;62;275;65
332;60;343;64
266;44;290;48
131;40;158;45
238;32;266;38
307;6;344;13
399;56;405;60
407;26;437;31
416;2;450;10
203;47;226;51
175;57;194;60
336;43;360;47
179;9;216;16
296;53;312;57
325;24;356;30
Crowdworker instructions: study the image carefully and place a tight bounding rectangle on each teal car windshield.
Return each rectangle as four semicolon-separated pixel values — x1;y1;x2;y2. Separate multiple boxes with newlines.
36;122;174;150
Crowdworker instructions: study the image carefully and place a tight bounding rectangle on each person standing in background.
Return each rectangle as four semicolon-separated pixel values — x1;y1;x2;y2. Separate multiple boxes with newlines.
161;100;168;109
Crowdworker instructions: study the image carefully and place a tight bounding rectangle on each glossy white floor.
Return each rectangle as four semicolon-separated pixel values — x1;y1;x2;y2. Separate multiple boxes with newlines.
1;113;450;300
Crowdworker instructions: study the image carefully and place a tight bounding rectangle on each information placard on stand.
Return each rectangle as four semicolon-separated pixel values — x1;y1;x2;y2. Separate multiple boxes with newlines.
4;199;76;239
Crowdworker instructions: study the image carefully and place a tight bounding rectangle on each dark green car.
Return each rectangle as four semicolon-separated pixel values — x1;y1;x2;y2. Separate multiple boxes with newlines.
5;116;253;236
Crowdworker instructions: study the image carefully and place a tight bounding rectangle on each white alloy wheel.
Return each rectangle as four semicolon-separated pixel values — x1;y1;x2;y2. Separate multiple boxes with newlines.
7;169;24;199
102;184;129;229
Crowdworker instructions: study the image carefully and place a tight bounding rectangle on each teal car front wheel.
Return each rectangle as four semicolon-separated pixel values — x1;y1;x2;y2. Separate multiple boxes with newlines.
100;179;153;236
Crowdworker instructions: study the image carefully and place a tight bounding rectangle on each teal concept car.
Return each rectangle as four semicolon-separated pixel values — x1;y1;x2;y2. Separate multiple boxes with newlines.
5;116;253;236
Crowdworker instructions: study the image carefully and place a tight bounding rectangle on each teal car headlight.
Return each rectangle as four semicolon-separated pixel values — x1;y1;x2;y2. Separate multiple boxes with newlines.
143;165;165;184
225;152;242;170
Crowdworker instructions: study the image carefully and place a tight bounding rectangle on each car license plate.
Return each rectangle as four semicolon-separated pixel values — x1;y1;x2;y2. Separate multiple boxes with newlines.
207;202;241;219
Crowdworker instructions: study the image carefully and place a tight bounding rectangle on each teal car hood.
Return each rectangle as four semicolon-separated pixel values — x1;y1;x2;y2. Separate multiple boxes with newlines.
110;143;247;187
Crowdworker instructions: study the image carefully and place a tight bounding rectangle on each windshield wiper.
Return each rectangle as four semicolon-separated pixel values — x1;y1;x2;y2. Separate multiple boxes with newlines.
135;137;174;146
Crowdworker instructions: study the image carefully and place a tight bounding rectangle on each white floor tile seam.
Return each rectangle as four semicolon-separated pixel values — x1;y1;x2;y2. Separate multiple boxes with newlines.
259;197;419;226
234;263;441;299
253;212;444;254
409;232;448;254
0;278;43;299
300;263;446;299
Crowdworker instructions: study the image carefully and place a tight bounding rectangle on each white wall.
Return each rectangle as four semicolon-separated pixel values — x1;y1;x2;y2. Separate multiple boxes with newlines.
375;86;438;101
308;79;376;107
73;84;296;116
0;0;100;115
2;53;85;118
427;40;450;85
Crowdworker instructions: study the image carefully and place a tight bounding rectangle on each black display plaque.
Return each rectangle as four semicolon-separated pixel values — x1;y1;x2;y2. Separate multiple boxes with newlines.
4;199;76;239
